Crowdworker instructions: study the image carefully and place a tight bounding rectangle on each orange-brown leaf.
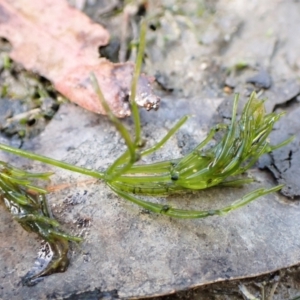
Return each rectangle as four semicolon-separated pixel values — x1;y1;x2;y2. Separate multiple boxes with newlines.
0;0;159;117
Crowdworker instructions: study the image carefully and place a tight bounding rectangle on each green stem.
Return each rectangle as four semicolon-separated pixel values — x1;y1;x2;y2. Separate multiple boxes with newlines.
121;160;175;174
131;19;147;145
0;143;104;179
90;73;136;159
109;184;283;219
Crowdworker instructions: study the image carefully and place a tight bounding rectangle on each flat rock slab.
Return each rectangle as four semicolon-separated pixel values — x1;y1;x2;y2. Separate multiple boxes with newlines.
1;97;300;299
2;0;300;298
259;107;300;198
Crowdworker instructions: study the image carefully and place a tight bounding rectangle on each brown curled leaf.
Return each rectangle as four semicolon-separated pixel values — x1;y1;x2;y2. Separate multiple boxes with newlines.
0;0;160;117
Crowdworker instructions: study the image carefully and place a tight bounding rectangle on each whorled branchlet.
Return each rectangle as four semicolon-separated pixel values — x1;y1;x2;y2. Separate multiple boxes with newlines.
103;92;291;219
0;162;81;285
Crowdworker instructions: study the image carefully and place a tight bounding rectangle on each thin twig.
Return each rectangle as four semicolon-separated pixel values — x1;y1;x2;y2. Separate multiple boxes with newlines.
6;108;41;123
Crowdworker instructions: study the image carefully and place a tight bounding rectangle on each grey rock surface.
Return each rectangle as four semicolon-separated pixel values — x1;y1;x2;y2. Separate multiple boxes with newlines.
1;98;300;299
259;107;300;198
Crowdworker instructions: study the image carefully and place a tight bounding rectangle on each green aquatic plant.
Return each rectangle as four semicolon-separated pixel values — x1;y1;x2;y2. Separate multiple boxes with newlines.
0;90;291;219
91;80;290;218
0;161;81;285
0;21;292;283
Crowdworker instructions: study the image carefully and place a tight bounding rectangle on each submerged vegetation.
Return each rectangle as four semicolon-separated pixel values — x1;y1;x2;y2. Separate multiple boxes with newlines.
0;21;292;283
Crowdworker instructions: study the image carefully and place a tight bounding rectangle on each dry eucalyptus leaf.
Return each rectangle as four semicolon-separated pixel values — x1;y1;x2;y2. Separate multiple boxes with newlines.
0;0;159;117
